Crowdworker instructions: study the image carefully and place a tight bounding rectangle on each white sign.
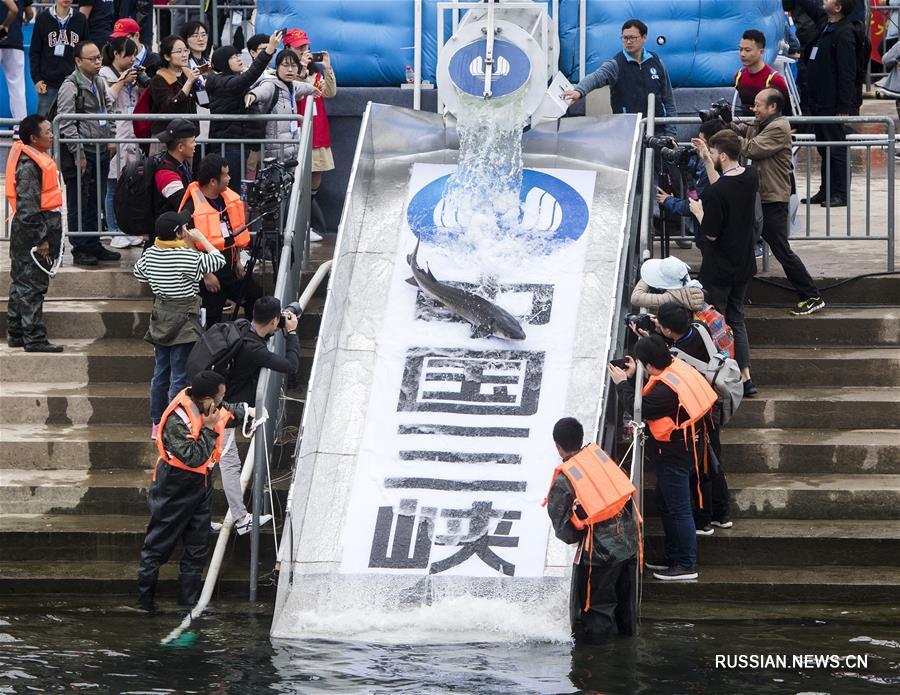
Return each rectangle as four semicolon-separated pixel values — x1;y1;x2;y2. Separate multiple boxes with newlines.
340;163;597;578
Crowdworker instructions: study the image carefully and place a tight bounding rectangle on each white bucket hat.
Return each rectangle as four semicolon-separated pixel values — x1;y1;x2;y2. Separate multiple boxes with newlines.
640;256;701;290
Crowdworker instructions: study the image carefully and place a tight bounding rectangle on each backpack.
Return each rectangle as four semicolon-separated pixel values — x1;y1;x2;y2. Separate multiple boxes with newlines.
132;87;153;139
693;303;735;359
672;323;743;426
186;320;251;379
113;151;164;237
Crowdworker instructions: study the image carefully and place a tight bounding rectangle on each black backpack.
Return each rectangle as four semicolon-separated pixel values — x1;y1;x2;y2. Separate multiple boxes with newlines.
186;320;250;379
114;151;164;237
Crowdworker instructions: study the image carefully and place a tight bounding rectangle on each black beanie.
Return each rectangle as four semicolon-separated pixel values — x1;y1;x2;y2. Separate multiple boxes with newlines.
212;45;239;74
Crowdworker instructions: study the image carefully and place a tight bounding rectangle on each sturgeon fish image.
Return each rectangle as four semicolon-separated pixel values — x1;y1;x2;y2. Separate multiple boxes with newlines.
406;239;527;340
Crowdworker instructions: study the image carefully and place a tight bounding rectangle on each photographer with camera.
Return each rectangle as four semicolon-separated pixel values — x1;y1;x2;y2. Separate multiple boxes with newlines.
211;296;300;536
100;34;145;248
724;89;824;316
688;129;759;396
562;18;677;137
178;154;262;327
109;17;160;79
654;119;727;250
207;30;285;193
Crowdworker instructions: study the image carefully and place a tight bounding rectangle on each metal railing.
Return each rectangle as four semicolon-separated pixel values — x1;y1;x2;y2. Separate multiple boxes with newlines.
0;112;313;241
646;114;896;272
149;1;257;52
248;94;315;601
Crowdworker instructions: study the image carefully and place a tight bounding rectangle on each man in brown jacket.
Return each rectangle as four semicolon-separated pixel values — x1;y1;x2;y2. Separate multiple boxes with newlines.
728;88;824;316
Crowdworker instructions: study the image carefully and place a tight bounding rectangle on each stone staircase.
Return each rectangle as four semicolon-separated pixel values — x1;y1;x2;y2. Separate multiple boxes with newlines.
644;275;900;604
0;247;324;598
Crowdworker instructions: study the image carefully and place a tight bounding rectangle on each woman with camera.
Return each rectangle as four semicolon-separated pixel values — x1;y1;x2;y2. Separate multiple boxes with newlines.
180;20;213;137
207;30;285;191
147;34;200;139
100;35;144;248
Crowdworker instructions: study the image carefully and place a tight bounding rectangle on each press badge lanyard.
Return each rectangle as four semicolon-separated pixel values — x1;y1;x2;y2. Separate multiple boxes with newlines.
190;55;210;105
53;9;71;57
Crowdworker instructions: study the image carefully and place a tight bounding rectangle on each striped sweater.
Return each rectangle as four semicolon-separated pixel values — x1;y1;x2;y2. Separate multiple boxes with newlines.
133;246;225;299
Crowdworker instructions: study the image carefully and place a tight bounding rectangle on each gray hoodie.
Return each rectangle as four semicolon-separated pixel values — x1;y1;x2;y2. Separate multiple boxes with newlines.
248;75;316;161
56;69;114;161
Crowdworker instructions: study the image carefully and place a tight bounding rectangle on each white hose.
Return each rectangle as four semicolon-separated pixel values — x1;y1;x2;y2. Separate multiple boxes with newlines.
30;246;63;277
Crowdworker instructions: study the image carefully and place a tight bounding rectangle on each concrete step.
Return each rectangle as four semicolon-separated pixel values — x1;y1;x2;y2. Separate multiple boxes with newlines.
744;307;899;347
747;274;900;307
729;387;900;430
749;347;900;387
719;428;900;474
0;339;153;383
0;299;151;339
0;560;274;599
0;514;273;562
644;518;900;567
642;565;900;604
0;381;305;426
0;382;150;425
0;468;289;516
644;473;900;520
0;263;151;300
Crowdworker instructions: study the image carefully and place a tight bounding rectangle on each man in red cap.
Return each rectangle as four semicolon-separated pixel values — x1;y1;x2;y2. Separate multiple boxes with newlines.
110;16;160;78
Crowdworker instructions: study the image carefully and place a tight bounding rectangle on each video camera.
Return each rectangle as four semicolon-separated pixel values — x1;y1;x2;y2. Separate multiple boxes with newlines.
645;135;697;169
699;98;732;124
246;158;296;210
624;313;655;333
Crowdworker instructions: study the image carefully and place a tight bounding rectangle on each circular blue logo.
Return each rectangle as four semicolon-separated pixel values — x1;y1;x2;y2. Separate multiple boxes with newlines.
448;37;531;98
407;170;590;249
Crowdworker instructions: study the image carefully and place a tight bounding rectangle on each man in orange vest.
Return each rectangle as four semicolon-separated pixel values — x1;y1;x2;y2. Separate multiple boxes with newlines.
4;114;64;352
179;153;261;326
137;369;250;611
608;335;716;582
545;417;639;644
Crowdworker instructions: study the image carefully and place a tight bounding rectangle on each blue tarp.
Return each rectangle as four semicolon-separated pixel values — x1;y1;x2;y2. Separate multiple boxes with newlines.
255;0;784;88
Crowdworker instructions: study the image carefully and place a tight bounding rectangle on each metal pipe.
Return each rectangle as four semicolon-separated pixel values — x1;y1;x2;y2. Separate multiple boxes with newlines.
483;0;496;98
414;0;423;110
579;0;586;81
639;94;656;259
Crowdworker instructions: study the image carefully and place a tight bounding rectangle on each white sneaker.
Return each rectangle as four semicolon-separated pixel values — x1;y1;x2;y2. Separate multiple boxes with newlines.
110;235;131;249
128;236;145;247
235;513;272;535
309;229;323;242
210;521;223;532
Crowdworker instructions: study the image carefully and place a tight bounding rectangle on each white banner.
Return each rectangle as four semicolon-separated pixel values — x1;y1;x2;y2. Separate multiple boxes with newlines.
340;163;597;578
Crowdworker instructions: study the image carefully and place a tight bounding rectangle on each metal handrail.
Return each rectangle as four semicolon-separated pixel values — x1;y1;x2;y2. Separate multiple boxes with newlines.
248;94;316;601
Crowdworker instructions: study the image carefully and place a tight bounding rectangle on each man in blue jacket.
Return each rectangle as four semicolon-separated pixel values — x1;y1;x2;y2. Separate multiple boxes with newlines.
562;18;678;136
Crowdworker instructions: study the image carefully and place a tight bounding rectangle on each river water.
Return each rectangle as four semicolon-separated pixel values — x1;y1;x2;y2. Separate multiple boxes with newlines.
1;598;897;694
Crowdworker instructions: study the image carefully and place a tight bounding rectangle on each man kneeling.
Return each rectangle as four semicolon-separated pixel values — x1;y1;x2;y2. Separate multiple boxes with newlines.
137;370;248;611
545;417;639;644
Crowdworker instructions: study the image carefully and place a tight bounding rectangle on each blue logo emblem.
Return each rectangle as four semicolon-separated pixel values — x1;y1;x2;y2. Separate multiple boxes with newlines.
407;170;590;250
448;37;531;98
650;67;658;76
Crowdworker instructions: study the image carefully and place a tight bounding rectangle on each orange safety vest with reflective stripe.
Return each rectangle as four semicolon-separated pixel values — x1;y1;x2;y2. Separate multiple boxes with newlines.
155;388;233;477
543;444;636;531
642;357;717;443
178;182;249;251
4;141;64;215
543;444;643;612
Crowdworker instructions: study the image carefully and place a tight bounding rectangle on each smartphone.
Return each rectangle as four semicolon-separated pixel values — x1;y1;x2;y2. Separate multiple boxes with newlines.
310;51;325;62
198;63;213;75
609;358;630;370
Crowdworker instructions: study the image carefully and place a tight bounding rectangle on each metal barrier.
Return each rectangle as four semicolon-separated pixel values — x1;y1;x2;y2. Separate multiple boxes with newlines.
150;1;257;51
0;112;311;241
248;95;314;601
647;114;896;272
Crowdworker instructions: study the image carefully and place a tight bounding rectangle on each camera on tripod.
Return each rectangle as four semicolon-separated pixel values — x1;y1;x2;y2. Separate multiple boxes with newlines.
246;158;296;210
645;135;697;168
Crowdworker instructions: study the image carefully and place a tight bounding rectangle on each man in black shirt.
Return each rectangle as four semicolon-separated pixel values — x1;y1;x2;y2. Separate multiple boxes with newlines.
77;0;113;47
29;0;89;116
689;129;759;397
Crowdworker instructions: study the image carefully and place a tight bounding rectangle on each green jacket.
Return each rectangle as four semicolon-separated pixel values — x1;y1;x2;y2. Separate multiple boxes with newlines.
9;156;62;257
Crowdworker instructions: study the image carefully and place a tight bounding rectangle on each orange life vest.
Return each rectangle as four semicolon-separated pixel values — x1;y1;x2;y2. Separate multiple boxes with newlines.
178;182;249;251
155;388;233;478
543;444;643;612
643;357;717;506
642;357;717;443
544;444;636;531
4;141;64;215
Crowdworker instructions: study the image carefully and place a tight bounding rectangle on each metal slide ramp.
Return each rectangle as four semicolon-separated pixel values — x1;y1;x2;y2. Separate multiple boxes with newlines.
272;103;641;641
